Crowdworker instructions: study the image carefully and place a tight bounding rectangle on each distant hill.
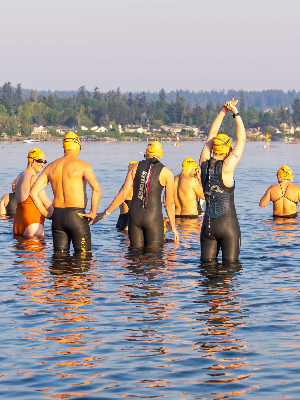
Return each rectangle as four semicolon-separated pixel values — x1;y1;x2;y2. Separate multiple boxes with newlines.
22;88;300;110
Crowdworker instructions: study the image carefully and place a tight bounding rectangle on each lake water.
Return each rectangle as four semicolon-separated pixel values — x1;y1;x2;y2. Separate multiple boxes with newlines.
1;140;300;399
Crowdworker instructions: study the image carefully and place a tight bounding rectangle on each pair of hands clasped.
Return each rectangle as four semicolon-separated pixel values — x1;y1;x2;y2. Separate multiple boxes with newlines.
223;98;238;115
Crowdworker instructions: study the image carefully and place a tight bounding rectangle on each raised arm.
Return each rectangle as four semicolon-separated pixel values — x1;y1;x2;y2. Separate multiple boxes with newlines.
30;171;50;217
259;188;271;207
92;163;137;224
78;165;101;224
161;167;179;243
223;104;246;173
199;106;228;164
193;169;205;199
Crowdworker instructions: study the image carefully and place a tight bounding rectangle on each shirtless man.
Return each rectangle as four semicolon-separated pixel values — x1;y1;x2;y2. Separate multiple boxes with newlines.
14;149;52;236
174;157;205;218
260;165;300;218
30;132;101;252
93;141;179;248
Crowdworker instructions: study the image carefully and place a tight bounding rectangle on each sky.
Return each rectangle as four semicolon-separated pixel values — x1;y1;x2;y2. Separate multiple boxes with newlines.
1;0;300;93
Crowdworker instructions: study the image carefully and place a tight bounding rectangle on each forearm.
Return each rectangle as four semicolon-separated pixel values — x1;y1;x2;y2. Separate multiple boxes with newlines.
106;192;127;214
164;203;176;231
30;193;49;217
90;188;101;215
235;115;246;143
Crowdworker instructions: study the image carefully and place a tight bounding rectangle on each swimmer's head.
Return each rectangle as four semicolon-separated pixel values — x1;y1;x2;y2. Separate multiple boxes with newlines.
182;157;198;170
277;165;293;181
63;132;81;151
213;134;232;155
128;161;137;170
146;141;163;159
28;148;46;162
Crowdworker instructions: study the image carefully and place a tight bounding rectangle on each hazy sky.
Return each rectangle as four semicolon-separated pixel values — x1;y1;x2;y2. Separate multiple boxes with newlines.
1;0;300;92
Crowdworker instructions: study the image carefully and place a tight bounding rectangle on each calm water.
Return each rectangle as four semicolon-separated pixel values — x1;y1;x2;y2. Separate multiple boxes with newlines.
1;141;300;400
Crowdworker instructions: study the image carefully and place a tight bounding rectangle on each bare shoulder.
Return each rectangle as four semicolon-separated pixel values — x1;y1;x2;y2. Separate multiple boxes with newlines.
161;166;174;178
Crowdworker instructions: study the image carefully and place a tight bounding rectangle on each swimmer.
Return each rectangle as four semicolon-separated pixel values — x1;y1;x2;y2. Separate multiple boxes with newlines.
13;149;53;236
93;141;179;248
259;165;300;218
116;161;137;231
0;180;18;216
174;158;205;219
30;132;101;252
199;99;246;262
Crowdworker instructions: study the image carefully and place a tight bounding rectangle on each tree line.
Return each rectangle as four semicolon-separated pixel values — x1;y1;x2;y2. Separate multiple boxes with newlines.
1;82;300;138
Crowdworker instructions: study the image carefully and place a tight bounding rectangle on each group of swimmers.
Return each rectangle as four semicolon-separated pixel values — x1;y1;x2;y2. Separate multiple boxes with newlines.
1;99;299;262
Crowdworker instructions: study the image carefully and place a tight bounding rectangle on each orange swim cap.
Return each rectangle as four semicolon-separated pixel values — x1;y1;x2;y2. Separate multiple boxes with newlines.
146;141;163;158
63;132;81;150
28;148;46;161
213;134;232;154
182;157;198;169
277;165;293;180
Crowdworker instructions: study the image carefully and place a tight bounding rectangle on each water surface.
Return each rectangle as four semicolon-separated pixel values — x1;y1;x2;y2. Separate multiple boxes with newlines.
0;141;300;399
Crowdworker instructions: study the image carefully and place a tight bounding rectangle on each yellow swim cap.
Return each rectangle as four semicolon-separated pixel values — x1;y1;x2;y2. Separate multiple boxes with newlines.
277;165;293;180
12;179;16;192
146;141;163;158
63;132;81;150
213;134;232;154
182;157;198;169
28;148;46;161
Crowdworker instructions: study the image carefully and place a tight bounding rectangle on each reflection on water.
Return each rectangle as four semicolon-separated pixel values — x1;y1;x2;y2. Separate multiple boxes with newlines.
1;142;300;399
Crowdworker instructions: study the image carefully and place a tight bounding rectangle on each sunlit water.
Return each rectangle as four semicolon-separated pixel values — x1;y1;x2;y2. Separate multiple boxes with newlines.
1;141;300;399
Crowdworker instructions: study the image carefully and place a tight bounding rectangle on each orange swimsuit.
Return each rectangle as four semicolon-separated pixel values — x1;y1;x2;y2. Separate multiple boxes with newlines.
13;196;45;235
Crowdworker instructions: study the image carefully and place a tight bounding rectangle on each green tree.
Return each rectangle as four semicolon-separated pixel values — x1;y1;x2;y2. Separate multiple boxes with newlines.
29;90;36;102
15;83;24;107
159;88;166;102
292;98;300;126
239;90;247;125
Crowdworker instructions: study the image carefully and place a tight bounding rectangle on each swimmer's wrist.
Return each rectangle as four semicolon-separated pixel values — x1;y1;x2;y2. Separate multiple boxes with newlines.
104;209;110;215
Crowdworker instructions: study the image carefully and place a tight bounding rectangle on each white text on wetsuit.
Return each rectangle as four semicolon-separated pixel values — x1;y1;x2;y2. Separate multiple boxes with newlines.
138;171;147;201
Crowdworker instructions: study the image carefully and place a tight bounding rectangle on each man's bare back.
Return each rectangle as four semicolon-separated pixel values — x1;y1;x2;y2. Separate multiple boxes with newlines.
45;156;91;208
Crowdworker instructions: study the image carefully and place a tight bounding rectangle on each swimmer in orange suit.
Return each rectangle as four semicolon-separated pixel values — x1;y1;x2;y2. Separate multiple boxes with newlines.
14;148;53;236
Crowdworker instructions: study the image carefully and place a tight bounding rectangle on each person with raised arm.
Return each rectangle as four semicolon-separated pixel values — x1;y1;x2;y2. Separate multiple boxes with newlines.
199;99;246;262
93;141;179;248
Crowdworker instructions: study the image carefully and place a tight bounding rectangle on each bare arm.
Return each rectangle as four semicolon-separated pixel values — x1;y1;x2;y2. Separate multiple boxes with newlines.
162;168;179;243
29;172;50;217
93;164;137;224
193;179;205;200
259;188;271;207
0;194;9;215
78;165;101;224
223;109;246;173
200;106;228;164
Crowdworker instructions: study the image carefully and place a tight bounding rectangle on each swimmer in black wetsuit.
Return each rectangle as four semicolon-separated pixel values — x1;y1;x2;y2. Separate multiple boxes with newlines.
199;99;246;262
260;165;300;218
116;161;137;230
93;141;179;248
0;180;17;216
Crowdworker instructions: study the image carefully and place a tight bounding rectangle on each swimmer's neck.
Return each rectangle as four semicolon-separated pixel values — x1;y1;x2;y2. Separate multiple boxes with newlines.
64;149;80;158
212;152;228;161
181;169;192;177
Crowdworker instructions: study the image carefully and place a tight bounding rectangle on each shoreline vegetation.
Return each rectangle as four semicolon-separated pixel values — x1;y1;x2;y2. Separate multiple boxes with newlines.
1;83;300;141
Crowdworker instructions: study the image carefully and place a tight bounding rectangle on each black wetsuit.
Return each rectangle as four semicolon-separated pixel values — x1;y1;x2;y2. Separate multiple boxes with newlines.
200;158;241;261
116;199;132;230
129;158;164;248
6;193;17;216
52;208;91;252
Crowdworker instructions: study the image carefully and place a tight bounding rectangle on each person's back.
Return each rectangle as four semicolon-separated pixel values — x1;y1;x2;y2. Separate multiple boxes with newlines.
174;158;204;217
45;156;89;208
260;165;300;218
